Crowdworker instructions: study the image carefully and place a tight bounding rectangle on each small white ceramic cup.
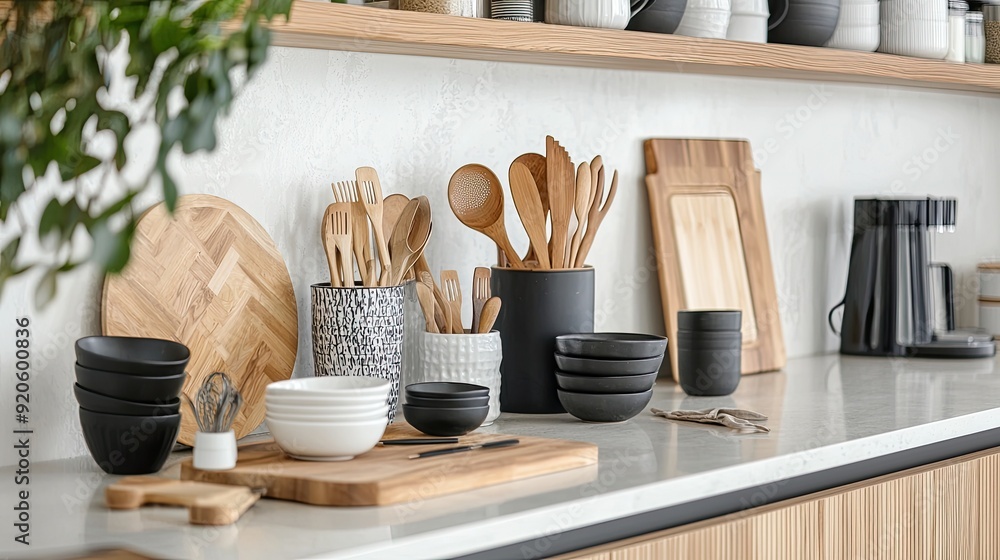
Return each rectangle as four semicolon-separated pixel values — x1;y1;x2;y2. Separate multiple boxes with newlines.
193;431;237;471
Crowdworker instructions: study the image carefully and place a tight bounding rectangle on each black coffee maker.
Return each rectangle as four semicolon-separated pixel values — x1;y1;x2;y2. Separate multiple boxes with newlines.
829;196;995;358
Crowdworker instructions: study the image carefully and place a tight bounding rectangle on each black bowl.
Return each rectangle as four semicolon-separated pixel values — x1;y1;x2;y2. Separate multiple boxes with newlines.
78;408;181;474
557;389;653;423
76;336;190;377
555;333;668;360
554;353;664;376
75;363;186;404
555;371;658;394
405;394;490;408
677;310;742;332
402;404;489;437
74;383;180;416
405;382;490;399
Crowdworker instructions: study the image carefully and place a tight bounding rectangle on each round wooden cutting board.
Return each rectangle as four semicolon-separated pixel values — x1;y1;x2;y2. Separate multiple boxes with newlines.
102;195;298;446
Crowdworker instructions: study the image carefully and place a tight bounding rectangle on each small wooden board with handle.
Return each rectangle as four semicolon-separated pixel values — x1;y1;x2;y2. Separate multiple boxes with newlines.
180;424;599;507
105;476;261;525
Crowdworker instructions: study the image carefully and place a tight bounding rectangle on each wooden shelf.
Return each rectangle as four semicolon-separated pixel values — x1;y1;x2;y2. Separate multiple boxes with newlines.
260;2;1000;95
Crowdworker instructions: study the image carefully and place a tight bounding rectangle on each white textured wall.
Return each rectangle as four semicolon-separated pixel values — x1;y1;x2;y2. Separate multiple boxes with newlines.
3;46;1000;464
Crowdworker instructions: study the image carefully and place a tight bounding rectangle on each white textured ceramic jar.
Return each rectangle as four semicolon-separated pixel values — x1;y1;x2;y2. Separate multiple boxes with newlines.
546;0;651;29
676;0;733;38
825;0;880;51
879;0;948;58
416;331;503;425
727;0;769;42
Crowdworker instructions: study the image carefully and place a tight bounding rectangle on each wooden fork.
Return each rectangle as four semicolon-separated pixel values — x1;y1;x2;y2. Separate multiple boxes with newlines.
332;180;372;286
356;168;392;286
441;270;464;334
329;203;354;287
472;267;491;333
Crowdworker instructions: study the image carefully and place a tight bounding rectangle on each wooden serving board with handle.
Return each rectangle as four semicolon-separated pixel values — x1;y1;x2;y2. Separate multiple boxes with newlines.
180;424;599;506
105;476;261;525
102;194;298;446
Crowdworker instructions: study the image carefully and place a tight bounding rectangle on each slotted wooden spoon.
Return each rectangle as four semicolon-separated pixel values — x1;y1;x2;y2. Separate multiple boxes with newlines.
448;164;525;269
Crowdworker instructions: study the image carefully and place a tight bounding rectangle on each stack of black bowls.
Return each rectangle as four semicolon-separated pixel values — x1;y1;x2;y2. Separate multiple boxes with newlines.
403;382;490;436
74;336;189;474
553;334;667;423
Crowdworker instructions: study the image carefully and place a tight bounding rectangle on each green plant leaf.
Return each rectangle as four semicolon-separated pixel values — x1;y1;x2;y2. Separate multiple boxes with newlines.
34;267;57;308
38;198;65;238
91;220;133;274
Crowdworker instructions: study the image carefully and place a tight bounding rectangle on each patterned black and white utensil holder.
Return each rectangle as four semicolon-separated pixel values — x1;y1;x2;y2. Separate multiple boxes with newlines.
311;283;405;421
491;0;534;21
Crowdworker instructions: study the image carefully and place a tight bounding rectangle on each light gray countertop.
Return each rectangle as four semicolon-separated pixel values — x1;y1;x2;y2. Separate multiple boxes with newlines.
4;353;1000;560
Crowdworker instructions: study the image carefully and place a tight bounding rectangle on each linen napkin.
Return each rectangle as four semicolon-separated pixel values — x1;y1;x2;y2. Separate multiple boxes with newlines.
651;407;770;433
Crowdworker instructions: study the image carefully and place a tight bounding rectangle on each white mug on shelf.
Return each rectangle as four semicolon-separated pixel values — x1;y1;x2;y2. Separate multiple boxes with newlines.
546;0;653;29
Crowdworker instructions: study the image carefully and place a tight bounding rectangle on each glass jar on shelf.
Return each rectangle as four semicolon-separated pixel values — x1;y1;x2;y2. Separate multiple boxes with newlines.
986;1;1000;63
968;11;986;63
400;0;489;16
947;0;969;62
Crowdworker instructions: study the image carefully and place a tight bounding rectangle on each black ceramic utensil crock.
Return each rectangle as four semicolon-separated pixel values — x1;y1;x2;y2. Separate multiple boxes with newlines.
492;267;595;413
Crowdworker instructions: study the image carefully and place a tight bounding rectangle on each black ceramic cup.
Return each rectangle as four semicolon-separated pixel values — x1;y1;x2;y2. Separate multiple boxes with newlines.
677;310;742;396
491;267;595;413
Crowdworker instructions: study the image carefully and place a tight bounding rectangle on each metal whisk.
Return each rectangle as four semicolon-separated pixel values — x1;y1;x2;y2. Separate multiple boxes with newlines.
186;372;243;433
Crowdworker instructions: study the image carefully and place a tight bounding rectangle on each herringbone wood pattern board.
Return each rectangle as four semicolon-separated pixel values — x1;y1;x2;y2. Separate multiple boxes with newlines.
102;195;298;445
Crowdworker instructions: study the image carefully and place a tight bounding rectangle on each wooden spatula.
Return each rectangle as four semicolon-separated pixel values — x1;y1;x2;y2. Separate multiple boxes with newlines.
513;152;548;264
420;271;449;333
415;282;439;333
510;161;551;269
547;137;573;270
472;267;491;334
105;477;260;526
441;270;464;334
568;162;591;269
575;168;619;268
477;297;502;334
356;167;392;286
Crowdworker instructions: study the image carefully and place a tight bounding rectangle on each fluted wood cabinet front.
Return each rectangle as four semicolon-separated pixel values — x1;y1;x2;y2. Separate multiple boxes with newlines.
555;448;1000;560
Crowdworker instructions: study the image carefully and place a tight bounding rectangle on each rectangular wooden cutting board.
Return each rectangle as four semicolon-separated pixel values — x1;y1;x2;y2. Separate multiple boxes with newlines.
180;424;599;506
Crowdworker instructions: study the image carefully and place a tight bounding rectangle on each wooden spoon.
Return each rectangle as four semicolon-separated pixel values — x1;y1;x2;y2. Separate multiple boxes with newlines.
568;162;591;269
448;164;525;269
574;169;619;268
383;194;410;239
509;162;551;269
477;297;502;334
398;196;432;285
415;283;439;333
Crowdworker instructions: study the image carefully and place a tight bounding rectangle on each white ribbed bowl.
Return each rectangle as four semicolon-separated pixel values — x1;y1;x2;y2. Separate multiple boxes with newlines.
825;23;880;50
881;0;947;22
675;0;732;38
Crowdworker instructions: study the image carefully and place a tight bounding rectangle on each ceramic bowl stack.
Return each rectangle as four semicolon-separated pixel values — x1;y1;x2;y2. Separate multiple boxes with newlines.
73;336;188;474
824;0;880;51
727;0;769;42
265;376;391;461
879;0;948;58
553;334;667;423
403;382;490;436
